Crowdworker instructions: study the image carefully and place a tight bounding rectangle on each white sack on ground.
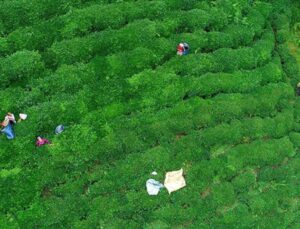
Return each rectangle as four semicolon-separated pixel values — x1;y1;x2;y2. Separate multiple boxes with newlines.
19;113;27;120
164;168;186;194
146;179;164;195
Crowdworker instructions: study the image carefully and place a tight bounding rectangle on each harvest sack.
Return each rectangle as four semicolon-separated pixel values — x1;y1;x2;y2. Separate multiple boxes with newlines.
19;113;27;120
55;125;64;134
164;168;186;194
1;123;15;140
146;179;164;195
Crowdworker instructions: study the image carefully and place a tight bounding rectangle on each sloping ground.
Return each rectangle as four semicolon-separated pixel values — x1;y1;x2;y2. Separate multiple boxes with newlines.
288;0;300;70
288;29;300;72
0;0;299;228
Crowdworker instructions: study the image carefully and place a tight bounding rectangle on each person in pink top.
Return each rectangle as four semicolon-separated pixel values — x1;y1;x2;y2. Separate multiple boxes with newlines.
36;136;51;147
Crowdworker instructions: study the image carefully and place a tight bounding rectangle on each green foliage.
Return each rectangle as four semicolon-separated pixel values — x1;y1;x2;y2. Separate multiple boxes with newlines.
0;37;8;56
0;0;89;34
0;0;299;228
227;137;295;170
165;27;275;76
0;50;44;87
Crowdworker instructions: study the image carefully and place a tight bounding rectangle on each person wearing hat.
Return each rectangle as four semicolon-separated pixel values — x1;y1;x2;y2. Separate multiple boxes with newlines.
1;112;16;127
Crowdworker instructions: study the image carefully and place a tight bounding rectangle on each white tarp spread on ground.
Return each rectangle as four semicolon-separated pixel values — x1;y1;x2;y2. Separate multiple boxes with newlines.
164;168;186;194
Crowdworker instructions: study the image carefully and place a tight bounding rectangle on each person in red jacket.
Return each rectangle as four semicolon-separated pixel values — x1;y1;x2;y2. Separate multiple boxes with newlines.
177;42;189;56
177;43;185;55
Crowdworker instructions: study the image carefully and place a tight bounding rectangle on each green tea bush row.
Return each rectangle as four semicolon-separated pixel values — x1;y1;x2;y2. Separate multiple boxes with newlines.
3;0;244;39
277;44;300;86
60;1;170;39
246;2;272;35
0;62;96;115
80;24;274;111
97;46;168;79
185;61;282;97
161;108;294;168
273;8;300;87
91;83;293;160
33;63;96;98
259;153;300;187
172;4;270;52
6;4;229;55
0;79;96;139
131;83;292;144
99;38;172;76
57;21;267;88
46;19;159;66
271;1;300;134
0;50;45;88
127;61;282;111
14;40;172;111
226;137;295;170
0;48;142;118
0;164;41;217
0;0;94;35
163;27;275;76
165;109;294;173
5;0;170;54
175;26;255;53
70;0;242;39
77;18;274;115
293;99;300;131
46;6;270;67
186;137;295;192
197;109;294;148
250;161;299;227
15;91;90;135
271;3;292;44
167;8;228;33
44;16;189;67
0;86;30;116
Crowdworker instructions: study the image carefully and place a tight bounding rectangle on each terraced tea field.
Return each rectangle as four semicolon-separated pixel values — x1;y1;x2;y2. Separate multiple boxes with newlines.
0;0;299;228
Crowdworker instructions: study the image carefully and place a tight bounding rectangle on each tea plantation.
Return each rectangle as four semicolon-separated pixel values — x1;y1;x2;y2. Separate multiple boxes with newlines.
0;0;300;228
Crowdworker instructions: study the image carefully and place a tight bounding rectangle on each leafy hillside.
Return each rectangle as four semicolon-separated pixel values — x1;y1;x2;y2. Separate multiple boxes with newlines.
0;0;299;228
